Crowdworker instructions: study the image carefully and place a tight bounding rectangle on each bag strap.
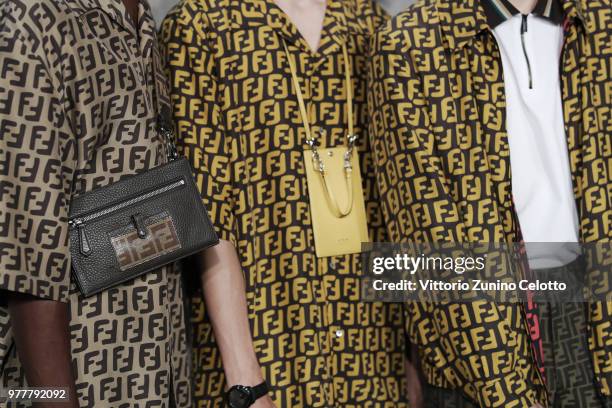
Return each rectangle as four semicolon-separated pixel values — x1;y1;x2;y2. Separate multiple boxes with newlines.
152;45;179;161
282;39;355;218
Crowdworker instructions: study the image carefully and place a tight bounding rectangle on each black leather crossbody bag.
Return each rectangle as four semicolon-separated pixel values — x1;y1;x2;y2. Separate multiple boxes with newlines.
69;60;218;297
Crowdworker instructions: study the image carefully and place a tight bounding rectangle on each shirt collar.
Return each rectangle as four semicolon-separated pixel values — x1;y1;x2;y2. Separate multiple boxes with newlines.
69;0;157;59
70;0;134;32
481;0;564;28
242;0;348;56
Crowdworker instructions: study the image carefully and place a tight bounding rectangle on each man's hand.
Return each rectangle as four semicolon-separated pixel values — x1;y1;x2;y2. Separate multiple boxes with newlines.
251;395;276;408
6;292;79;408
405;345;424;408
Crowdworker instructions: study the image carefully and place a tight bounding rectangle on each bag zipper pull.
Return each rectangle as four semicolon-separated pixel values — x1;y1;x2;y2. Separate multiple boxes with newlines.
71;219;92;256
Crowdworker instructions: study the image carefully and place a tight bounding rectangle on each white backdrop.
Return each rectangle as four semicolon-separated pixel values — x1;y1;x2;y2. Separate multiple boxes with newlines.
149;0;416;26
149;0;177;25
377;0;415;15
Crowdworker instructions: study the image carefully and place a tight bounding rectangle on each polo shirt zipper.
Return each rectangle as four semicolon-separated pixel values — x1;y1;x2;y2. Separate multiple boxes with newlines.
520;14;533;89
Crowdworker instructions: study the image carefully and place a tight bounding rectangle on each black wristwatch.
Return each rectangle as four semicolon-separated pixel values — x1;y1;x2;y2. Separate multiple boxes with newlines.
226;382;269;408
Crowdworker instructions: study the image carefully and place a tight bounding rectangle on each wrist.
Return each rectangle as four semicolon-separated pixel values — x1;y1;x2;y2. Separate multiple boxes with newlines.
226;382;269;408
225;362;265;387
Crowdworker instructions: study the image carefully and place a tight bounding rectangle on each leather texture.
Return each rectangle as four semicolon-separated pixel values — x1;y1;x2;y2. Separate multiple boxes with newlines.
69;157;219;297
303;147;369;258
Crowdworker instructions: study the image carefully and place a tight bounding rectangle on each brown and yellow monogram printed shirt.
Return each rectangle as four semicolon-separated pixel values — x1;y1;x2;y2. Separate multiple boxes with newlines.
0;0;192;406
369;0;610;406
161;0;408;407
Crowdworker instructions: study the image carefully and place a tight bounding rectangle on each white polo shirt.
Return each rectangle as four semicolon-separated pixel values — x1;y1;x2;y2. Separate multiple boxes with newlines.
492;13;580;269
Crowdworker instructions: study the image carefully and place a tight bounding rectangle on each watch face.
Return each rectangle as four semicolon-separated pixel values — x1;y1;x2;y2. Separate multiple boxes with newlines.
228;386;252;408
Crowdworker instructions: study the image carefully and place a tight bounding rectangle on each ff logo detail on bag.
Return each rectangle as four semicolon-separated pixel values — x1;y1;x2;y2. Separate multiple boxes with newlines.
111;214;182;271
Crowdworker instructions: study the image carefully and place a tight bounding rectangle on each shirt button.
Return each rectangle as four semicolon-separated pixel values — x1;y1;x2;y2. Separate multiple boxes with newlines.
335;330;344;338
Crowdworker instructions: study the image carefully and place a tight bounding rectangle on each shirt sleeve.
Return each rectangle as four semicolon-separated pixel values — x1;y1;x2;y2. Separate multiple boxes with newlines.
367;25;547;408
0;9;74;304
160;4;237;246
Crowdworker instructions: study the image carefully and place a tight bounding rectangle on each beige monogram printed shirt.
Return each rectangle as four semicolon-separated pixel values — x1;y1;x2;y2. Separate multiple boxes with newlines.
0;0;192;406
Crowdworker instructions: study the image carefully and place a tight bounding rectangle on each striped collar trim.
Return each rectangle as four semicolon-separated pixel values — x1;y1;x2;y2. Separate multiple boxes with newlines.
481;0;564;27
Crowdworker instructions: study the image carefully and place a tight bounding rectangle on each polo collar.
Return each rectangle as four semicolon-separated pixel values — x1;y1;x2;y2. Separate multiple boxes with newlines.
437;0;588;52
481;0;564;28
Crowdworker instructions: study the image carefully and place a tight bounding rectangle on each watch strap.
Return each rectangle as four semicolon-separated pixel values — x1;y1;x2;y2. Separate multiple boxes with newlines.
250;381;269;401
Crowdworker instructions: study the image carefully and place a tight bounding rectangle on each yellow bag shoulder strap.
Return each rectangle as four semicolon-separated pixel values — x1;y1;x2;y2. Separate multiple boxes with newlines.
282;40;356;217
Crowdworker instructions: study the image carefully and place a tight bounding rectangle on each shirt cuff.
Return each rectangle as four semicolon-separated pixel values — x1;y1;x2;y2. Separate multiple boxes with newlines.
0;254;71;304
